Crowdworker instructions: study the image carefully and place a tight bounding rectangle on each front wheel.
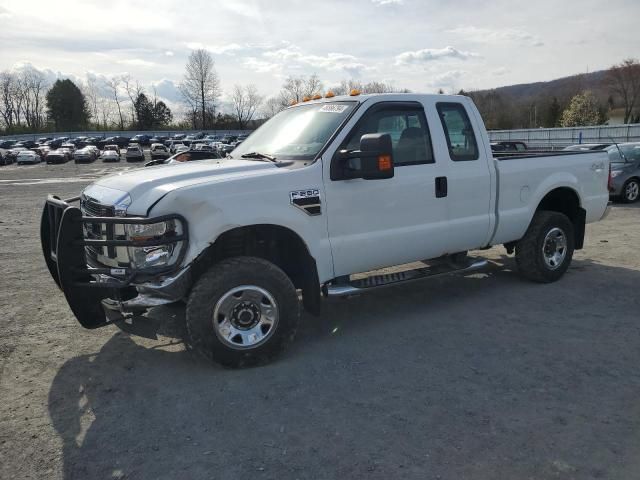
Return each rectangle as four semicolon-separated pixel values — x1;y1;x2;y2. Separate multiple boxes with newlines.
622;179;640;203
516;211;575;283
186;257;300;368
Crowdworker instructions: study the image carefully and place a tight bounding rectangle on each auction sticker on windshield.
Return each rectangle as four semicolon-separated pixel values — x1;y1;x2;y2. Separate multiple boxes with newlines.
319;104;349;113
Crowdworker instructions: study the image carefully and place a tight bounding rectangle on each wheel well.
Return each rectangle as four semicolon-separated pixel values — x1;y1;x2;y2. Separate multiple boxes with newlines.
536;187;586;249
191;225;322;315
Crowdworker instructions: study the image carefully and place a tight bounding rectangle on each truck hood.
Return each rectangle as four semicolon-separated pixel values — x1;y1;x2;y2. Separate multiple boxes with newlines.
86;159;278;215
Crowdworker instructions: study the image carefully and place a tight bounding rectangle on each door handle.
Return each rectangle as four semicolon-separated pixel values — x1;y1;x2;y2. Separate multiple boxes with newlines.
435;176;448;198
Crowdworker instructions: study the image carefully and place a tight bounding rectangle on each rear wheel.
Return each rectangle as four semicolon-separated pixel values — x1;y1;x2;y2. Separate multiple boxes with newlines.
516;211;575;283
622;179;640;203
186;257;300;368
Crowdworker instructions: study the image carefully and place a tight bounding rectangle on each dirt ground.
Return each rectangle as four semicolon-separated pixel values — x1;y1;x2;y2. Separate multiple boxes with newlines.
1;159;639;480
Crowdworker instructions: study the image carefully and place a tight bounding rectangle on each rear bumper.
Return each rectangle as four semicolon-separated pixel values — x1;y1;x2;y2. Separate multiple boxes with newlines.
41;195;189;328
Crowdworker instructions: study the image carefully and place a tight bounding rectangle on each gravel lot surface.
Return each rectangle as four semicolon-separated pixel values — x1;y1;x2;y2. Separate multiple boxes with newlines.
1;159;639;480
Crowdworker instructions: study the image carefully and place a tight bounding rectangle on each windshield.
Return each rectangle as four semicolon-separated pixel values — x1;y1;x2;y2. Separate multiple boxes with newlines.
231;101;356;161
606;144;640;163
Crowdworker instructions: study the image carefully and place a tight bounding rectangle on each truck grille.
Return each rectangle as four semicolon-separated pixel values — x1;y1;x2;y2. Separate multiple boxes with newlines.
81;197;125;267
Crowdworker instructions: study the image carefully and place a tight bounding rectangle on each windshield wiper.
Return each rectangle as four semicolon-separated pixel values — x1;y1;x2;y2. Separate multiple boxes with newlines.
241;152;277;162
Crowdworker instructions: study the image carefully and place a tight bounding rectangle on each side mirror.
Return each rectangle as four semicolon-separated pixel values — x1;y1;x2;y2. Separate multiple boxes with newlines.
333;133;395;181
359;133;394;180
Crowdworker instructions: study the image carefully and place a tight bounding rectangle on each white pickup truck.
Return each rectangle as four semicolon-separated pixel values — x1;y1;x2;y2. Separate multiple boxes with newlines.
41;93;610;367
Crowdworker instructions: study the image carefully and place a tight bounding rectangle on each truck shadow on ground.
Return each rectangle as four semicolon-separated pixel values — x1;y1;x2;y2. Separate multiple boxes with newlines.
48;256;640;480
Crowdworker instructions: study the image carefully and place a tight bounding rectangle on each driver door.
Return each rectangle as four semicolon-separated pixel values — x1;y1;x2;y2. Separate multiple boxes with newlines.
323;100;451;277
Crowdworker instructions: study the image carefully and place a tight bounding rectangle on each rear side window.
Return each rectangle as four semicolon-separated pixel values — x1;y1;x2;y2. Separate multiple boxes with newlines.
437;102;479;161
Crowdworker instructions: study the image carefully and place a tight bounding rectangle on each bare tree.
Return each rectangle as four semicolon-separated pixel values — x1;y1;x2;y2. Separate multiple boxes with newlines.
262;97;284;118
0;72;16;129
105;77;125;129
180;49;221;129
606;58;640;124
231;84;263;129
122;74;144;126
278;74;324;107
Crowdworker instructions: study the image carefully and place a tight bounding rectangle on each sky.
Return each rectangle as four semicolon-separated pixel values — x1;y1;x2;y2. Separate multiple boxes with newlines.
0;0;638;114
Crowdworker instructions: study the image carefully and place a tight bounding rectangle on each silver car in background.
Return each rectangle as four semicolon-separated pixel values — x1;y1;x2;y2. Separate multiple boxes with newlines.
608;143;640;203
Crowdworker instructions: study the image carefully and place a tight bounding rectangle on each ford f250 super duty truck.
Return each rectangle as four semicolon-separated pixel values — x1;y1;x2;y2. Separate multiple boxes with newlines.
41;93;610;367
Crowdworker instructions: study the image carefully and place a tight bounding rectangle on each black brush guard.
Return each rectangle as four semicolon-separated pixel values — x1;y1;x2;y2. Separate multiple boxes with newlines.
40;195;188;328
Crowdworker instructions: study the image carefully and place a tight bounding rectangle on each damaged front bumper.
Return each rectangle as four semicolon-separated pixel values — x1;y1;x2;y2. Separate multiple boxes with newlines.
41;195;190;328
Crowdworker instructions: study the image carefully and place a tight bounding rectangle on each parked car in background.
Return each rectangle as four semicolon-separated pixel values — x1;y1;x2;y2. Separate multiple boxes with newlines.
14;140;38;149
33;146;50;160
150;136;168;145
103;144;120;153
86;145;100;157
168;141;185;154
125;144;144;162
5;147;27;161
150;143;170;159
100;149;121;162
99;136;130;149
46;149;71;164
220;135;237;144
60;143;76;153
563;143;612;151
37;137;52;145
144;149;223;167
0;150;12;165
131;134;152;146
74;147;98;163
219;143;235;155
193;144;214;152
16;150;41;165
174;144;189;155
0;139;16;149
607;143;640;203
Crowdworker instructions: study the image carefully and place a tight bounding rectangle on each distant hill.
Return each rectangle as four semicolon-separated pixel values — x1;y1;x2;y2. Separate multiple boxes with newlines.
475;70;610;104
464;70;613;129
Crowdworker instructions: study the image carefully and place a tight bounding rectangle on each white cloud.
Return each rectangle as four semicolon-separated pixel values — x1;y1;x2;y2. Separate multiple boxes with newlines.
371;0;403;4
117;59;156;67
186;42;244;55
165;51;174;57
447;26;544;47
261;45;366;75
0;6;12;18
395;46;478;65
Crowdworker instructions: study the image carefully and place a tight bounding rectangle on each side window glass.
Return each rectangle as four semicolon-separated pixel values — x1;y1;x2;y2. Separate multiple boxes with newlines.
436;103;479;161
343;105;434;166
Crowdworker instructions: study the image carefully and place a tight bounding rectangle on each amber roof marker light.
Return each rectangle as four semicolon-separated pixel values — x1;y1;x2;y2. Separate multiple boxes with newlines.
325;91;335;98
349;89;361;96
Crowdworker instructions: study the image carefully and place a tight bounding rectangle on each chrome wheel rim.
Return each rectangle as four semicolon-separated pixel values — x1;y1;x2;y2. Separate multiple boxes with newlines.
212;285;278;349
625;181;639;201
542;227;567;270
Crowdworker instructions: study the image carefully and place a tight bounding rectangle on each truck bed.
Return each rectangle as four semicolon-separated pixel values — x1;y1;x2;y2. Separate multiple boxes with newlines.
490;150;609;246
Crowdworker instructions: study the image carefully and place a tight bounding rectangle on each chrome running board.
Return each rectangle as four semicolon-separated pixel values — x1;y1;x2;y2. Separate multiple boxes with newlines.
326;258;488;297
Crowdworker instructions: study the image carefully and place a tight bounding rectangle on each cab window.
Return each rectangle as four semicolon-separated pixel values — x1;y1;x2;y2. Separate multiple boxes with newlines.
437;102;479;161
342;103;434;166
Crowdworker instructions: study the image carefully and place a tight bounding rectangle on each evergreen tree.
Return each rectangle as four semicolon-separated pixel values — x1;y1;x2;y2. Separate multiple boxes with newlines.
46;79;89;130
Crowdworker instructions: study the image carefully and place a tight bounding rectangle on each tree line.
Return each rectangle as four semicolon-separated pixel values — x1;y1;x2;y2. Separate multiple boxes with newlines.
2;53;638;135
459;58;640;130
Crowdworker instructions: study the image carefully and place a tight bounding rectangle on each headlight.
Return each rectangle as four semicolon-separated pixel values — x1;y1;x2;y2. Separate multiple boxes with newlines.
610;170;624;178
126;220;185;269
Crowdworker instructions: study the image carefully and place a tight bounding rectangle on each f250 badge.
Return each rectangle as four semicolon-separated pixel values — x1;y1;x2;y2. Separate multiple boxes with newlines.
290;189;321;216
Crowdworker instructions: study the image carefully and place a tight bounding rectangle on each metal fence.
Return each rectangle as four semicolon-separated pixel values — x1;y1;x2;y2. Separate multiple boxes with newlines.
489;123;640;149
0;129;253;142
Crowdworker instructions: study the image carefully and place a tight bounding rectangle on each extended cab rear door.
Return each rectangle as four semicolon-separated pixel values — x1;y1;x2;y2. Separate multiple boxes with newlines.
428;99;493;252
